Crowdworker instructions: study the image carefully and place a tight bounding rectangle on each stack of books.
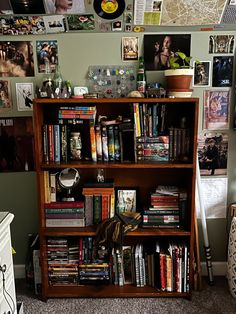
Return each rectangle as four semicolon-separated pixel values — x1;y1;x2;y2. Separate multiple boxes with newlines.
45;201;85;227
142;186;181;228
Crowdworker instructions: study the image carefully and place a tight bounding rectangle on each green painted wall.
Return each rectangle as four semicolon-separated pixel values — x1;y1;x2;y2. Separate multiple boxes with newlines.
0;29;235;265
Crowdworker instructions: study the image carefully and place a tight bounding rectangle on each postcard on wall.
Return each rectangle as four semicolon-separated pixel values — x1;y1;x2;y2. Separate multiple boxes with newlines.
122;37;139;61
0;41;34;77
198;132;228;176
43;0;85;14
0;80;12;113
134;0;163;25
0;117;35;172
203;90;230;130
144;34;191;71
209;35;234;53
67;14;95;31
16;83;34;111
193;61;211;87
36;40;58;73
212;56;233;87
196;177;227;219
43;15;65;33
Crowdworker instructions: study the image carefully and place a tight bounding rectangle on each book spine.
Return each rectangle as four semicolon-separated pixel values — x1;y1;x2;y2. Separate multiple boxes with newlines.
133;103;141;137
101;194;109;221
95;123;103;161
101;126;108;162
42;124;49;163
45;213;84;219
53;124;61;162
45;208;84;214
58;113;95;120
160;253;166;291
44;201;84;208
89;120;97;162
46;218;85;227
93;195;102;224
43;171;50;204
49;172;57;202
152;103;159;137
48;124;55;162
110;193;115;218
84;195;93;226
148;105;152;137
114;125;121;161
60;124;68;163
139;103;144;137
108;125;115;161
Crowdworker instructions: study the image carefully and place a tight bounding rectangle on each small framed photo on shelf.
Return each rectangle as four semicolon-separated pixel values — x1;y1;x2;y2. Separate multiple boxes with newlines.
115;187;137;214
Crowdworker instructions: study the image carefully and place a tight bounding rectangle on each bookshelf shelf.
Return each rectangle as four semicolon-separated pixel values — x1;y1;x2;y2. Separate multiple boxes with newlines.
33;97;198;300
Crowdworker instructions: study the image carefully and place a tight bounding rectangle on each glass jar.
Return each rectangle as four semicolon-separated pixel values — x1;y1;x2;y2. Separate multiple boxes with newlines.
70;132;82;160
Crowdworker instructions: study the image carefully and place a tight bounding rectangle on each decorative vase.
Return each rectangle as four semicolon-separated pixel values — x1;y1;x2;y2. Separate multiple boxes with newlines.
227;216;236;298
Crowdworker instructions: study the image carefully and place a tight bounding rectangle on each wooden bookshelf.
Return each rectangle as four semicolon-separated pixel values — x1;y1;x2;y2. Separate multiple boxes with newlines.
33;97;198;300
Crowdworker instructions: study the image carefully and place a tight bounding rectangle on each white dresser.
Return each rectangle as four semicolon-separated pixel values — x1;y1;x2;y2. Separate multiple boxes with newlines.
0;212;16;314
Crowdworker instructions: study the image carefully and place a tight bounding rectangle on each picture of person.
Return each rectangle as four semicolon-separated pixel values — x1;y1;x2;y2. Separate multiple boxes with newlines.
0;80;11;111
144;34;191;71
198;133;228;176
36;40;58;73
193;61;210;87
16;83;34;111
153;35;174;70
43;0;85;14
212;56;233;87
116;189;137;213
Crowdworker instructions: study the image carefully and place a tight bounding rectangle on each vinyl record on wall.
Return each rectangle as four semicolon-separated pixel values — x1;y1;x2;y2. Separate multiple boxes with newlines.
93;0;125;20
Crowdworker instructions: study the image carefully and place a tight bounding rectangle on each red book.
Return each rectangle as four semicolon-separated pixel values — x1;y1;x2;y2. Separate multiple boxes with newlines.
44;201;84;208
101;194;110;221
160;253;166;291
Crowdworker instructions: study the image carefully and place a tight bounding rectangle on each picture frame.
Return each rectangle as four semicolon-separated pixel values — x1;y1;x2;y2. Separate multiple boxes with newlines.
16;82;34;111
203;90;230;130
212;56;233;87
193;61;211;87
122;37;139;61
115;187;138;214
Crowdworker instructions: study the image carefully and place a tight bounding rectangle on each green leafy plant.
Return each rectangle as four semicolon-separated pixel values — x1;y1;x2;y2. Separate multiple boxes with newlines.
169;52;198;69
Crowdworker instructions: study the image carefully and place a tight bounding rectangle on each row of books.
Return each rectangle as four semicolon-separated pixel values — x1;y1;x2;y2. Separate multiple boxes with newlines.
169;127;191;162
110;242;190;292
82;187;115;225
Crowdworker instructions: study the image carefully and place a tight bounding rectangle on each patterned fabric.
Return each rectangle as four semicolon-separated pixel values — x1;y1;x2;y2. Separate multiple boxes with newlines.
227;217;236;298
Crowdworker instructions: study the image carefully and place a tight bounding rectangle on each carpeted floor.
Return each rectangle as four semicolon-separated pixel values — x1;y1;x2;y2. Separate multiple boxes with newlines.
15;277;236;314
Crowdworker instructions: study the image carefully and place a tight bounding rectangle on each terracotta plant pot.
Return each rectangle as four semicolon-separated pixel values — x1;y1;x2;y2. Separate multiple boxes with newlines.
164;68;194;90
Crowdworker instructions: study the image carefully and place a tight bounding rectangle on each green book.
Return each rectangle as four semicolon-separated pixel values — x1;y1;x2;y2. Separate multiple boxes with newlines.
93;195;102;224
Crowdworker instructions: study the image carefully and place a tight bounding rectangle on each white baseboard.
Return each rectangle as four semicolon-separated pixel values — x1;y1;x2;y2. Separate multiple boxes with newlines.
14;262;228;279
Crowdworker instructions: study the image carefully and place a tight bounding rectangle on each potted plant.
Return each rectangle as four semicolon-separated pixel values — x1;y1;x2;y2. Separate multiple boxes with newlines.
164;52;196;97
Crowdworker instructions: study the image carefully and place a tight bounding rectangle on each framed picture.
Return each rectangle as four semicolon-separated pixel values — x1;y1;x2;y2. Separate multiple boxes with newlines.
115;187;137;213
212;56;233;87
16;82;34;111
122;37;139;61
198;132;228;176
209;35;234;54
144;34;191;70
193;61;211;87
203;90;230;130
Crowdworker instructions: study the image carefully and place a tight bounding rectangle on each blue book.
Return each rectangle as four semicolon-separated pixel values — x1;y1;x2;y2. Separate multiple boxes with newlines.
53;124;60;162
152;103;159;137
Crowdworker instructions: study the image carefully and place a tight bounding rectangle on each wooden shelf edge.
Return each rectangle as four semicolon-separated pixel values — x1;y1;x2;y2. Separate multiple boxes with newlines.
42;226;191;237
44;284;191;298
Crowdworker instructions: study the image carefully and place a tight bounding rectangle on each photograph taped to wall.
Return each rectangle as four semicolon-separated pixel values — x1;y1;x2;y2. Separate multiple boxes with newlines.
16;82;34;111
116;188;137;214
43;0;85;14
43;15;66;33
203;90;230;130
0;80;12;113
0;41;34;77
209;35;234;53
0;116;35;172
36;40;58;73
198;132;228;176
193;61;211;87
67;14;95;31
0;16;45;35
144;34;191;71
122;37;139;61
212;56;233;87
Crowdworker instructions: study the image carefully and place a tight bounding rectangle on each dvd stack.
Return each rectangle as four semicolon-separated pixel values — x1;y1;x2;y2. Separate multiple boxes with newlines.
47;238;79;286
142;185;181;228
79;263;110;284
